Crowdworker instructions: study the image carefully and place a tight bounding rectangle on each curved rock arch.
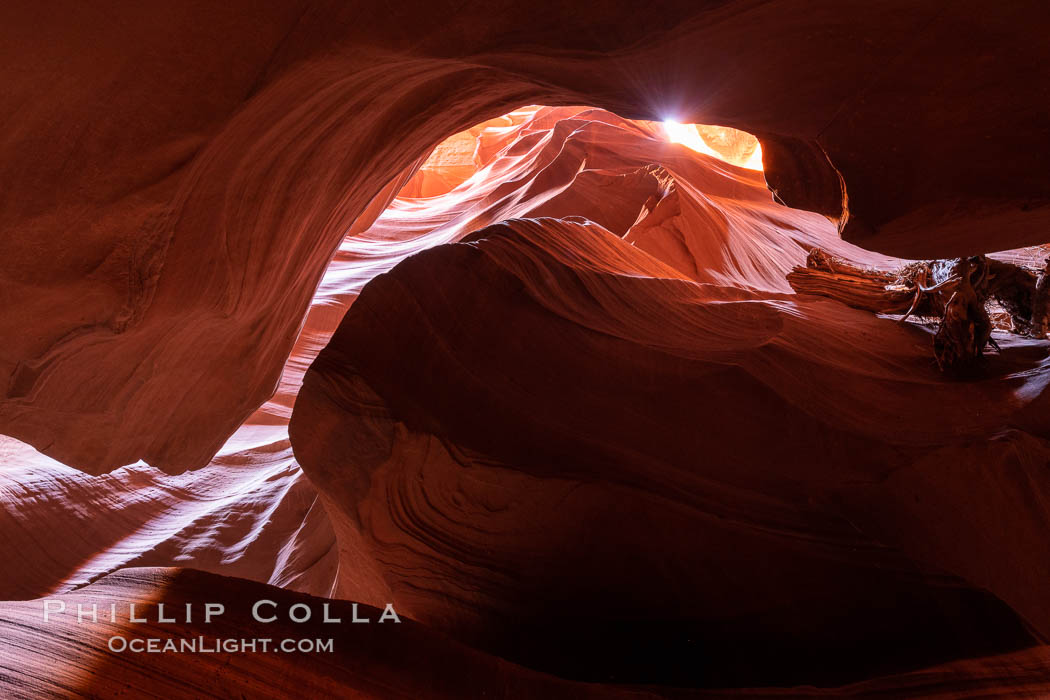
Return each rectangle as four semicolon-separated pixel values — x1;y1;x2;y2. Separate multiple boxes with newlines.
2;0;1048;475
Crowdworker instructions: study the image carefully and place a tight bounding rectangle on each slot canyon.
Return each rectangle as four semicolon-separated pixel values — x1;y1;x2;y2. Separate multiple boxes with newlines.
2;2;1050;698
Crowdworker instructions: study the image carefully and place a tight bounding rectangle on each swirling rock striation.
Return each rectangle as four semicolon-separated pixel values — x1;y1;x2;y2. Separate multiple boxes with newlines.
290;109;1050;687
0;86;1046;695
292;216;1050;686
3;1;1049;473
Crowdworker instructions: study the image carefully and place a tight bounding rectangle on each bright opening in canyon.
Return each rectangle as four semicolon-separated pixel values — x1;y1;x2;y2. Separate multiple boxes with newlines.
661;119;763;170
400;105;765;200
4;7;1050;698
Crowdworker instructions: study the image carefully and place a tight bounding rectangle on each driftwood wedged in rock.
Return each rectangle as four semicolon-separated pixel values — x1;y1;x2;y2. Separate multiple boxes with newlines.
788;249;1048;371
786;249;915;315
1030;258;1050;337
931;257;993;372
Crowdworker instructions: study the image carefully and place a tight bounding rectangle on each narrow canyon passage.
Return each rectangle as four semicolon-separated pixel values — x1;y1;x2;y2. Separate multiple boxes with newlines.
5;1;1049;481
2;5;1050;696
290;107;1050;687
4;104;1050;695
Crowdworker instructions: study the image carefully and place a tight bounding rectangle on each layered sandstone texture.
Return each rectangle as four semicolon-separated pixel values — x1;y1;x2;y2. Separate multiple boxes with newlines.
291;107;1050;688
3;0;1049;475
2;2;1050;697
4;102;1049;696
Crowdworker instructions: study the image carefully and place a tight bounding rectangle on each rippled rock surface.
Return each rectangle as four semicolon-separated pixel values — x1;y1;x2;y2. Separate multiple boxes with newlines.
291;111;1050;687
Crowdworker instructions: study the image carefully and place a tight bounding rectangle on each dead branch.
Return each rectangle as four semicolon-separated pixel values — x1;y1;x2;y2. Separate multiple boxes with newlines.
787;248;1047;372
